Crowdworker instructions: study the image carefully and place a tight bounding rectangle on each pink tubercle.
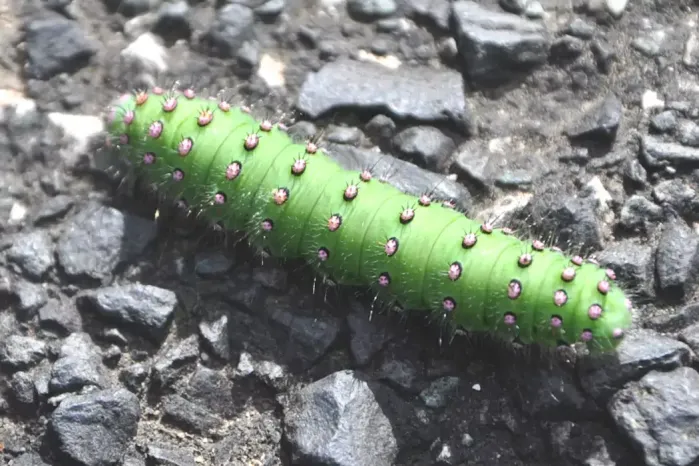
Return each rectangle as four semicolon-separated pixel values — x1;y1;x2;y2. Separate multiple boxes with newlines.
272;188;289;205
244;133;259;150
518;253;532;267
291;159;306;176
448;262;462;281
197;109;214;127
135;91;148;106
399;208;414;224
553;289;568;307
442;297;456;312
480;222;493;234
561;267;576;282
178;138;193;156
507;280;522;299
306;141;318;154
378;273;390;287
327;214;342;232
163;97;178;112
318;248;329;262
149;121;163;138
343;185;358;201
462;233;477;249
260;119;273;132
172;169;184;181
123;110;135;125
226;162;242;180
587;304;603;320
213;192;226;205
384;237;398;256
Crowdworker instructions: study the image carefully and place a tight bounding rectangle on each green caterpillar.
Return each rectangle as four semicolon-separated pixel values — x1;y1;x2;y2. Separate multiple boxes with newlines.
105;86;633;353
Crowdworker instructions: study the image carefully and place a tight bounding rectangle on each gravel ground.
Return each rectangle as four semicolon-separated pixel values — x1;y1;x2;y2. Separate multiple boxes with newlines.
1;0;699;465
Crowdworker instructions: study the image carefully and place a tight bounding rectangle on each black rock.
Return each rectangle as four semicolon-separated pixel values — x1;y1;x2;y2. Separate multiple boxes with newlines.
24;13;97;79
282;370;398;466
202;4;255;58
48;388;140;466
450;1;549;84
609;367;699;466
79;283;177;340
49;332;108;394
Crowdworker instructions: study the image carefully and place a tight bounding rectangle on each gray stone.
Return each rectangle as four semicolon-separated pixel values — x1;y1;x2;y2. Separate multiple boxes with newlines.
596;239;654;298
650;110;677;133
566;92;623;142
619;195;663;231
10;371;37;407
609;367;699;466
641;135;699;167
297;59;469;128
419;376;460;408
38;298;83;335
0;335;47;370
393;126;456;171
24;13;97;79
152;335;200;387
11;452;51;466
6;230;55;279
153;0;192;43
56;205;157;282
347;0;397;20
450;1;549;83
199;315;230;360
652;179;698;218
80;283;177;339
14;280;49;317
282;370;398;466
146;443;197;466
677;120;699;147
49;388;140;466
162;394;224;434
578;329;693;402
49;333;108;394
655;220;699;299
203;4;255;58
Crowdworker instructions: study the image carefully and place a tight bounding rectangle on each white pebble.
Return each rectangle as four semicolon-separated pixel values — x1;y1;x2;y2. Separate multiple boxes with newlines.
121;33;168;74
606;0;628;18
642;90;664;111
48;113;104;155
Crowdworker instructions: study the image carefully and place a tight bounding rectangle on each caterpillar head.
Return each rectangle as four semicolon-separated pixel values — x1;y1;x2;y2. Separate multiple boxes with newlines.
577;273;633;353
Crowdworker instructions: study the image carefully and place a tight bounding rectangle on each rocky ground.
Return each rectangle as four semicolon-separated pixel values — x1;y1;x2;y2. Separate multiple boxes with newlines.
1;0;699;464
